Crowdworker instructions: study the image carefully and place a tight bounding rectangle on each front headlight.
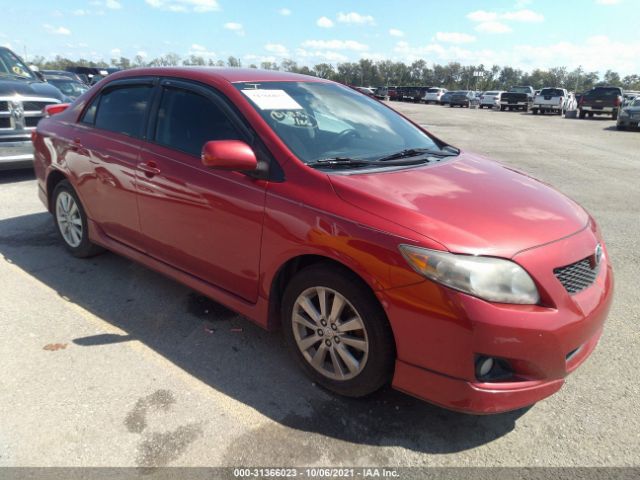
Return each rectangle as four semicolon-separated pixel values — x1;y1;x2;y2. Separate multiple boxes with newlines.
399;245;540;304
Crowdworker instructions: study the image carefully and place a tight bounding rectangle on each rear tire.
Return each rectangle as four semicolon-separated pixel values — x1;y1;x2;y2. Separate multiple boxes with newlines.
532;109;538;115
579;110;586;119
612;111;618;120
52;180;104;258
281;265;395;398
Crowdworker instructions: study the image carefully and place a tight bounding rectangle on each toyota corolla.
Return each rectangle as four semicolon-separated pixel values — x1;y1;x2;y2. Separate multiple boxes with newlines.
32;68;613;413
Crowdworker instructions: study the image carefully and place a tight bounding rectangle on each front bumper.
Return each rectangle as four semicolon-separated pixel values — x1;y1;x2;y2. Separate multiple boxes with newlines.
0;138;34;170
617;116;640;128
381;227;614;414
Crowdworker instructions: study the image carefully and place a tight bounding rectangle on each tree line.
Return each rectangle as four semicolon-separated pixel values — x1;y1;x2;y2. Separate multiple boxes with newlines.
29;54;640;93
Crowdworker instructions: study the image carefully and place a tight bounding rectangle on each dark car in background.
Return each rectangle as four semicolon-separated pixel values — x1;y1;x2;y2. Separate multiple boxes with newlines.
42;74;90;100
579;86;624;119
0;46;64;169
616;97;640;130
41;70;84;83
449;91;476;107
439;90;455;105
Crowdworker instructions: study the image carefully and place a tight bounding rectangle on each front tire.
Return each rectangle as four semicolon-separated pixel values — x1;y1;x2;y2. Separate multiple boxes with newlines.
52;180;104;258
281;265;395;398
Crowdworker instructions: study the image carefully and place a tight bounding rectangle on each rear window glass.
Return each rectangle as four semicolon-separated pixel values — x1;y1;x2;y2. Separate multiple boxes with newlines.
540;88;564;96
94;85;152;137
484;91;498;95
585;88;622;97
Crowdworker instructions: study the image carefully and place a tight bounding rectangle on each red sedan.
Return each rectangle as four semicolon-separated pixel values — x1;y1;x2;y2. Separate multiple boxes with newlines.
32;68;613;414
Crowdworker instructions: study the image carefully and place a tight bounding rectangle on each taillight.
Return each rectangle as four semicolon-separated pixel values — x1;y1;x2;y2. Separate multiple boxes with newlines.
614;97;621;107
579;97;584;107
480;96;484;100
44;103;70;117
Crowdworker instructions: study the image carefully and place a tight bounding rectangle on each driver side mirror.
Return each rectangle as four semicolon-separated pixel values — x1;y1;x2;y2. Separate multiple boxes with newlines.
201;140;258;171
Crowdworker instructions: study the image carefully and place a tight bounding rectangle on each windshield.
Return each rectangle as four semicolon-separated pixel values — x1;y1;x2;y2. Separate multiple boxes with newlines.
0;49;36;80
235;81;443;164
585;88;621;97
47;79;89;97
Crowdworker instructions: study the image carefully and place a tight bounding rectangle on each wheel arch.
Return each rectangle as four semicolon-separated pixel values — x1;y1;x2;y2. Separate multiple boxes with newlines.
267;254;390;336
46;169;68;213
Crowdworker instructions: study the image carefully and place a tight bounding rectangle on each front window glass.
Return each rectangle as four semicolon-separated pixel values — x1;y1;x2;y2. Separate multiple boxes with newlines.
235;81;441;163
0;48;35;80
154;87;242;156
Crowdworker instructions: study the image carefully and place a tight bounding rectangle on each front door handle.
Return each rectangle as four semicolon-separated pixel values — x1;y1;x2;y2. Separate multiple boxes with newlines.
138;161;161;176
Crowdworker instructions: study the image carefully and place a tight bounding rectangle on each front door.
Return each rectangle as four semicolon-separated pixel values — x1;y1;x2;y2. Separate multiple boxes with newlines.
136;81;267;303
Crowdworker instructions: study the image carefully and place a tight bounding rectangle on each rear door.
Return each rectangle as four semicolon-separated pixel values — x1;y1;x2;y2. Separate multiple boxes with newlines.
136;79;268;303
69;78;155;248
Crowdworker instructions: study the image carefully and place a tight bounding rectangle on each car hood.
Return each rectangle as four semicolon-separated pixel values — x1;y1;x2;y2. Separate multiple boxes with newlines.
329;153;589;258
0;78;65;100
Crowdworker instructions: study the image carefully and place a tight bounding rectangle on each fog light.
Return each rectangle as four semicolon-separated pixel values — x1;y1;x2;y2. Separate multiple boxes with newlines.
475;355;513;382
476;357;494;378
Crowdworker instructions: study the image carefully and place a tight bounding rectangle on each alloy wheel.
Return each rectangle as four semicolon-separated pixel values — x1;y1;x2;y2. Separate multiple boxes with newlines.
56;191;83;248
292;286;369;381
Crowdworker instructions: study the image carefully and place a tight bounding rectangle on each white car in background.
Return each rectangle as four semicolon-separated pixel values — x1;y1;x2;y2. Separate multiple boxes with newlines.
479;91;504;109
532;88;576;115
423;87;448;104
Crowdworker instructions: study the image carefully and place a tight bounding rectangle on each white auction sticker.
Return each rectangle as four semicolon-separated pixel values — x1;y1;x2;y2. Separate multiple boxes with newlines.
241;89;303;110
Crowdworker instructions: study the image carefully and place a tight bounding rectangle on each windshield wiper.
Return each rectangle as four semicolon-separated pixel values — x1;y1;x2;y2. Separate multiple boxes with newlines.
306;156;436;169
376;147;459;162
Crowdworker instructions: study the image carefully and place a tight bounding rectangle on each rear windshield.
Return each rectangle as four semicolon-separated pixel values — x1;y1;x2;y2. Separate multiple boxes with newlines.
585;88;622;97
539;88;564;96
510;87;531;93
426;88;441;93
484;91;499;95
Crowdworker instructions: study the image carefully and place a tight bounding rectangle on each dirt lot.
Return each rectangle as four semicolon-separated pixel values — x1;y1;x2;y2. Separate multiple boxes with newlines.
0;103;638;468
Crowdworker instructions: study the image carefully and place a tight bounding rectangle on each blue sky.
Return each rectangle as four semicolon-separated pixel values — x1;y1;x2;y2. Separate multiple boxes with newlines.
1;0;639;75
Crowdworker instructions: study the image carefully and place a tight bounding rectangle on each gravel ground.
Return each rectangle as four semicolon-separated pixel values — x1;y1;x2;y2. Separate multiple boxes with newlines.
0;103;638;468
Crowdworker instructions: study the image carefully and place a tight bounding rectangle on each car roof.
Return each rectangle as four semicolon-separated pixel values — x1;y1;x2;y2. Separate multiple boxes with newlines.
107;67;330;85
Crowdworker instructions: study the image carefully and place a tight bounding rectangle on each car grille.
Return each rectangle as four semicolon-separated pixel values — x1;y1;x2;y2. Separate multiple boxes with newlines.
0;96;59;132
22;101;52;112
554;257;599;294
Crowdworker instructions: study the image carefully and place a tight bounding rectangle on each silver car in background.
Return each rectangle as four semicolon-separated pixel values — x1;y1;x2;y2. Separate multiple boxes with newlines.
479;91;504;109
423;87;448;104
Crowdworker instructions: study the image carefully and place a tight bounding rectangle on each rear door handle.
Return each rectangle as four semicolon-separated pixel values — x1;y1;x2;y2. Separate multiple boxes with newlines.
138;161;161;176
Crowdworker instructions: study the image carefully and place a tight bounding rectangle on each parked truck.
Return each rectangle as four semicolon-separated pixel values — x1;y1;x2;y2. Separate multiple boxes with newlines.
579;86;624;120
0;46;65;170
500;86;535;111
532;88;576;115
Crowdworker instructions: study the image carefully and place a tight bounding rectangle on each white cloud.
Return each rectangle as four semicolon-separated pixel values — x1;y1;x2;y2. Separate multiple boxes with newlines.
145;0;220;13
595;0;621;4
110;48;122;56
295;48;349;63
467;8;544;32
389;28;404;37
43;24;71;35
435;32;477;44
301;39;369;51
105;0;122;9
189;43;216;57
475;22;513;34
278;8;291;15
73;9;88;15
265;43;289;56
467;10;498;22
224;22;245;36
136;50;148;58
501;9;544;22
336;11;375;25
316;16;334;28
